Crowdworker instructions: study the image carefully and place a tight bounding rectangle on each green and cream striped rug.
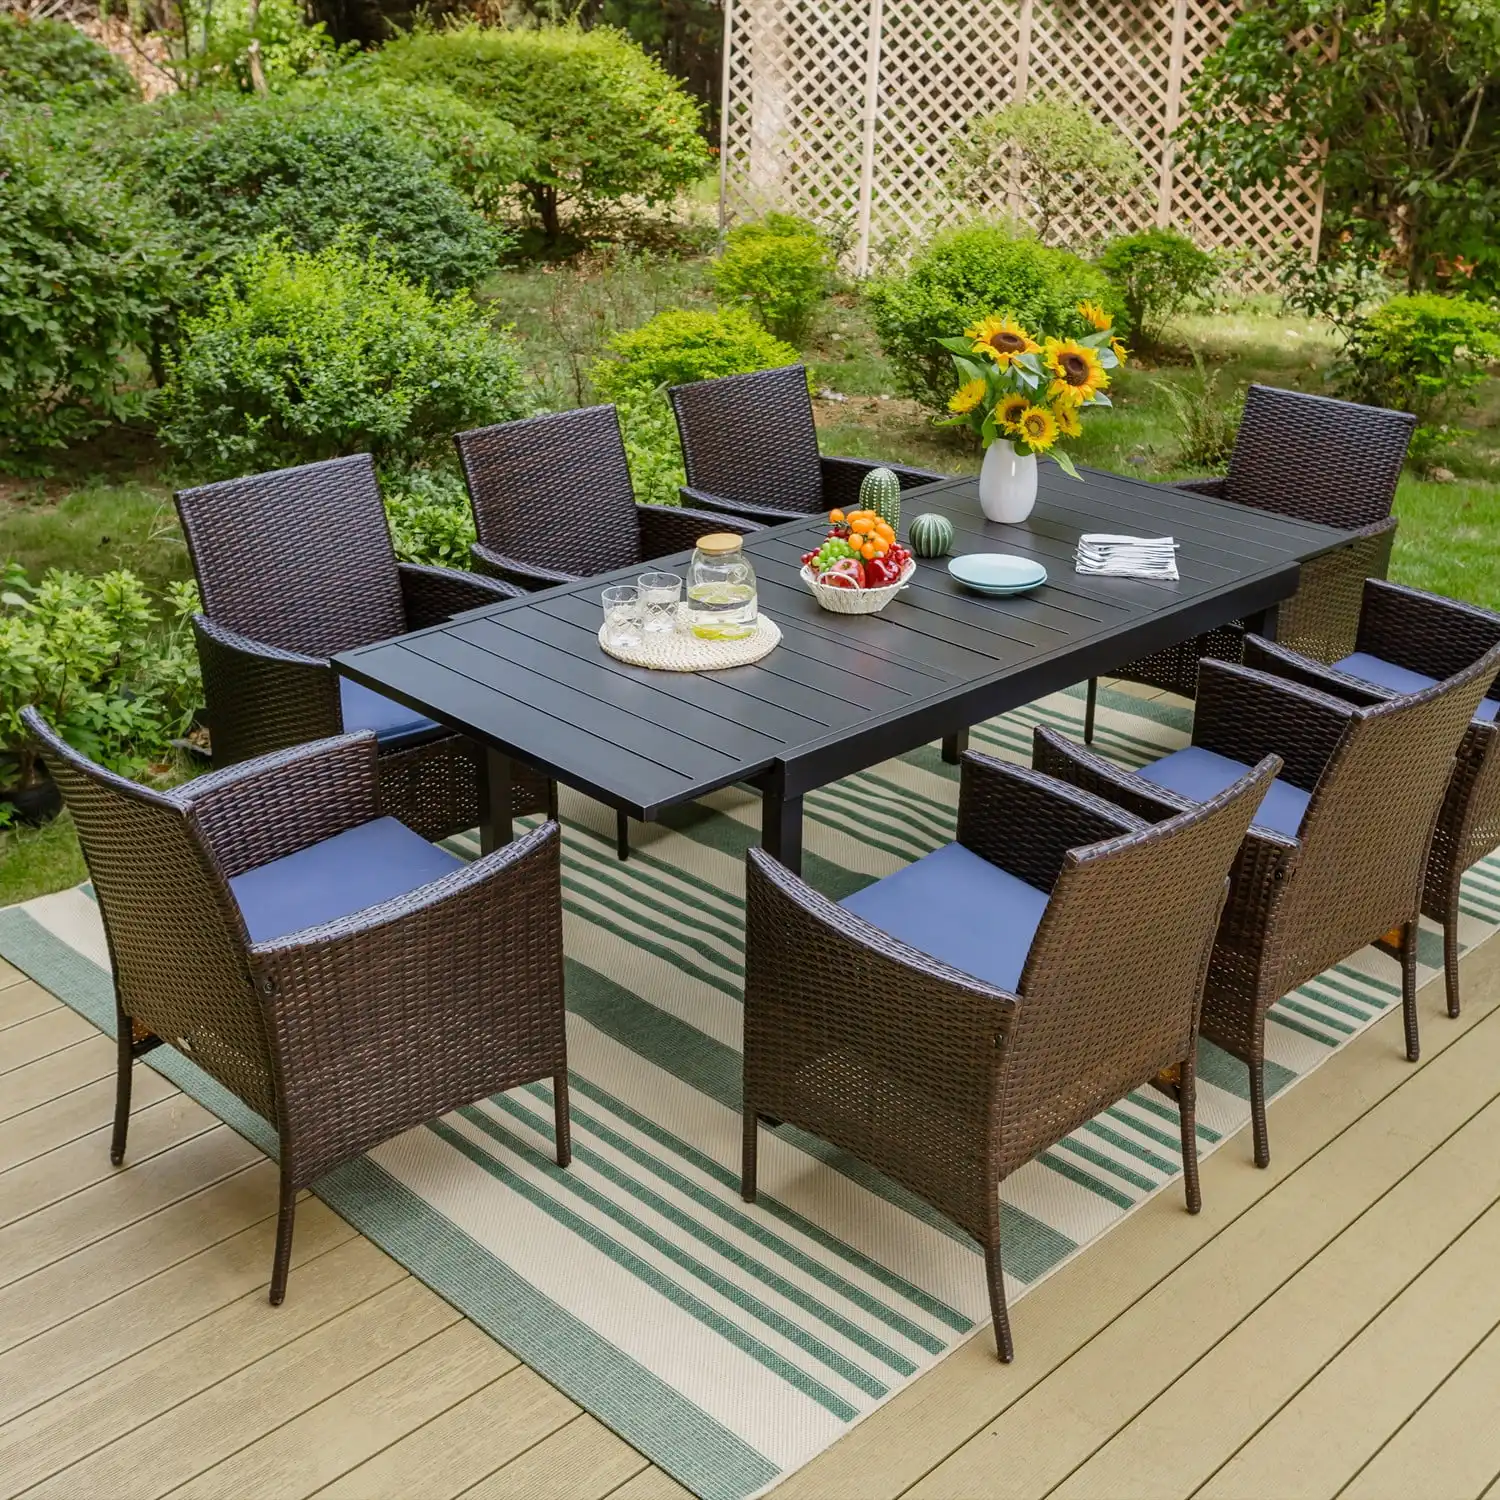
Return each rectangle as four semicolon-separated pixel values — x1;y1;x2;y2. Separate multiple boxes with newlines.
5;681;1500;1500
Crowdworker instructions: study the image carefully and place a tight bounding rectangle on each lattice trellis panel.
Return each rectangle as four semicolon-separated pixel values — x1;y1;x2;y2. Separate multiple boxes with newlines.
720;0;1322;279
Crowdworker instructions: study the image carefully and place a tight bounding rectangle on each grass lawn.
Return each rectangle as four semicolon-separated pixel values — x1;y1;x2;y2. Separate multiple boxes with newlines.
3;255;1498;905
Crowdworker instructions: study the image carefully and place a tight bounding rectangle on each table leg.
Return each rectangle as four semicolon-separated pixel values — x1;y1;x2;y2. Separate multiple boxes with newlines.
478;748;514;855
762;791;804;875
1244;602;1280;644
942;730;969;765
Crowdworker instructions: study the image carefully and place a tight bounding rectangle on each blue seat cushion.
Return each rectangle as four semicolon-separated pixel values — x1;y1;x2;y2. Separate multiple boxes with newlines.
1334;651;1498;724
229;816;464;944
839;841;1049;994
340;678;443;749
1137;745;1310;838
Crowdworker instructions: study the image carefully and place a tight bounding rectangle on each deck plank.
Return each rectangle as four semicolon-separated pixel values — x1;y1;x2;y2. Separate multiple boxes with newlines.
315;1366;580;1500
0;1036;116;1122
21;1272;453;1500
457;1416;649;1500
0;978;59;1030
0;1065;177;1174
0;1006;98;1074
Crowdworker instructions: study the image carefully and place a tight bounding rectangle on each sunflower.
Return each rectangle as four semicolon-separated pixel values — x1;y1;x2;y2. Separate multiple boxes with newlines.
948;378;986;415
1043;337;1108;405
1053;401;1082;438
1017;404;1059;451
1110;336;1129;365
1077;300;1113;332
965;314;1040;369
996;392;1031;431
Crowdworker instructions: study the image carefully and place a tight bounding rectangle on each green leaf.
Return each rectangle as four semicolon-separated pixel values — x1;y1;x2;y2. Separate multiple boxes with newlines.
1051;448;1082;480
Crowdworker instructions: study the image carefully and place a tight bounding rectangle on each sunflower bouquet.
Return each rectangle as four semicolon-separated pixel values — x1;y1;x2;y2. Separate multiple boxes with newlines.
935;303;1125;479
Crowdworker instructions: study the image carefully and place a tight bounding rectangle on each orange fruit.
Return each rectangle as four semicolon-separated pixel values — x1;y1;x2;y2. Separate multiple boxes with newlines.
849;516;872;534
861;542;878;560
829;509;845;524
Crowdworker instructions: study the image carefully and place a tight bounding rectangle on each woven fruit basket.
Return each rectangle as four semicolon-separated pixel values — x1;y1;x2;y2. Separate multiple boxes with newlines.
800;558;916;615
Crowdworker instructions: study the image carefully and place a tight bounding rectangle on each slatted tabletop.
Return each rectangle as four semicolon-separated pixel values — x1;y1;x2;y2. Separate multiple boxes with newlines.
336;465;1351;870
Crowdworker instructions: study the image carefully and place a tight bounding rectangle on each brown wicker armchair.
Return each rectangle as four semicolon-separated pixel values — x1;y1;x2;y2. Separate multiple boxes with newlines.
742;750;1275;1360
1083;384;1416;742
25;711;569;1306
175;453;550;843
1037;644;1500;1168
669;364;946;525
1242;579;1500;1020
454;405;761;592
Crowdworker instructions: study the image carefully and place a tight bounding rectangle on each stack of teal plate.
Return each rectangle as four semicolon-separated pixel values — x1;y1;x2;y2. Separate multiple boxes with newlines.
947;553;1048;596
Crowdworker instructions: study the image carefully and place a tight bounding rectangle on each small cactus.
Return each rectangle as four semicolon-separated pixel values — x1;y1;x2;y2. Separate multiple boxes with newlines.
859;466;902;530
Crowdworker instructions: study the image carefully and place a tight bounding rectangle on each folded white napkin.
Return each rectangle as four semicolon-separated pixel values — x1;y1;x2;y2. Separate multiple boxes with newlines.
1075;533;1180;581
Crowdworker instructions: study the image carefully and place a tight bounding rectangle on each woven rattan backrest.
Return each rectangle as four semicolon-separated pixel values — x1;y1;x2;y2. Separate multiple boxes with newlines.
175;454;405;658
669;365;823;514
998;758;1276;1170
1358;580;1500;710
455;407;641;578
1279;643;1500;967
1224;385;1415;529
25;711;277;1121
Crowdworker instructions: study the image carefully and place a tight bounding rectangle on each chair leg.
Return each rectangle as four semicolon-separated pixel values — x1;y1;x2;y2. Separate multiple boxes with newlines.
1083;678;1098;744
553;1068;572;1169
1249;1057;1270;1169
983;1240;1014;1362
1444;907;1462;1020
269;1175;297;1307
1401;918;1421;1062
1179;1050;1201;1214
616;810;630;862
741;1110;759;1203
546;779;559;824
110;1015;133;1167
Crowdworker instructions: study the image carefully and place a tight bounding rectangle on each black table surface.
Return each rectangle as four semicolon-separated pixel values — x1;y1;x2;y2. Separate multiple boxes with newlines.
335;465;1352;819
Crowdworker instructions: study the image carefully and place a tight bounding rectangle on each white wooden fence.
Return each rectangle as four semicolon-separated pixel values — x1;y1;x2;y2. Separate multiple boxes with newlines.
718;0;1324;277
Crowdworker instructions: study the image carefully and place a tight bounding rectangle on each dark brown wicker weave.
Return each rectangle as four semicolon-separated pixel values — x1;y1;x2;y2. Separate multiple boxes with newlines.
669;364;946;524
25;711;569;1305
1083;384;1415;741
455;405;762;592
1037;644;1500;1168
741;750;1274;1360
175;453;549;842
1243;579;1500;1020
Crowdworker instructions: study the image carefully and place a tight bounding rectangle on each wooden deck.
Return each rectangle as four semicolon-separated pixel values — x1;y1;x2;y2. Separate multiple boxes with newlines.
4;932;1500;1500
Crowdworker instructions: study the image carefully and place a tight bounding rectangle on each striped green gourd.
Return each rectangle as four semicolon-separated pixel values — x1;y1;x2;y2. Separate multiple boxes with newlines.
859;467;902;530
908;512;954;558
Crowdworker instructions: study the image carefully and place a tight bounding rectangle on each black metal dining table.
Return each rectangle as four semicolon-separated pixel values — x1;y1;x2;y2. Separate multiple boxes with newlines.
335;465;1352;874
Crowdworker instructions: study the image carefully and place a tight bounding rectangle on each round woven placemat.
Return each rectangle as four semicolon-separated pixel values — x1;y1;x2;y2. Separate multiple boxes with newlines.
598;613;781;671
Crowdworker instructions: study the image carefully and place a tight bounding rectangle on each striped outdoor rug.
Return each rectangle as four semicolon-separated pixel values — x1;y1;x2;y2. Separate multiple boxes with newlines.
5;680;1500;1500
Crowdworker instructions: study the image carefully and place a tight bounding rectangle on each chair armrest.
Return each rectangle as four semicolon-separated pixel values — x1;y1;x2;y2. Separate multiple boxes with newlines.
636;502;761;559
1032;725;1198;824
679;485;810;527
192;613;341;767
248;821;566;1186
470;541;579;592
1242;635;1392;708
399;562;518;629
819;456;948;511
1357;578;1500;687
1171;476;1228;498
1192;659;1359;793
180;732;381;880
957;751;1147;893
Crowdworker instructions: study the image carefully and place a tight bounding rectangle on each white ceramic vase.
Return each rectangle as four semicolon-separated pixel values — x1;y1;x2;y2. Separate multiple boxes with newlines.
978;439;1038;524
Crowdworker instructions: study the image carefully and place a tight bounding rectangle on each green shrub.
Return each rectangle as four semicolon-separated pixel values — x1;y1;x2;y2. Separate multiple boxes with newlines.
710;213;834;344
367;25;711;241
383;468;477;569
866;223;1120;414
134;92;507;294
160;0;345;94
161;237;530;478
331;77;535;220
0;13;137;107
0;564;200;791
1337;292;1500;464
1158;354;1245;472
1098;228;1217;352
946;100;1146;241
591;307;801;504
0;116;183;472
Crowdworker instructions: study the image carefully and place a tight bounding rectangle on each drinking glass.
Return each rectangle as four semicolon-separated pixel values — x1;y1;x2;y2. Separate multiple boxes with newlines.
637;571;683;634
601;584;642;649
